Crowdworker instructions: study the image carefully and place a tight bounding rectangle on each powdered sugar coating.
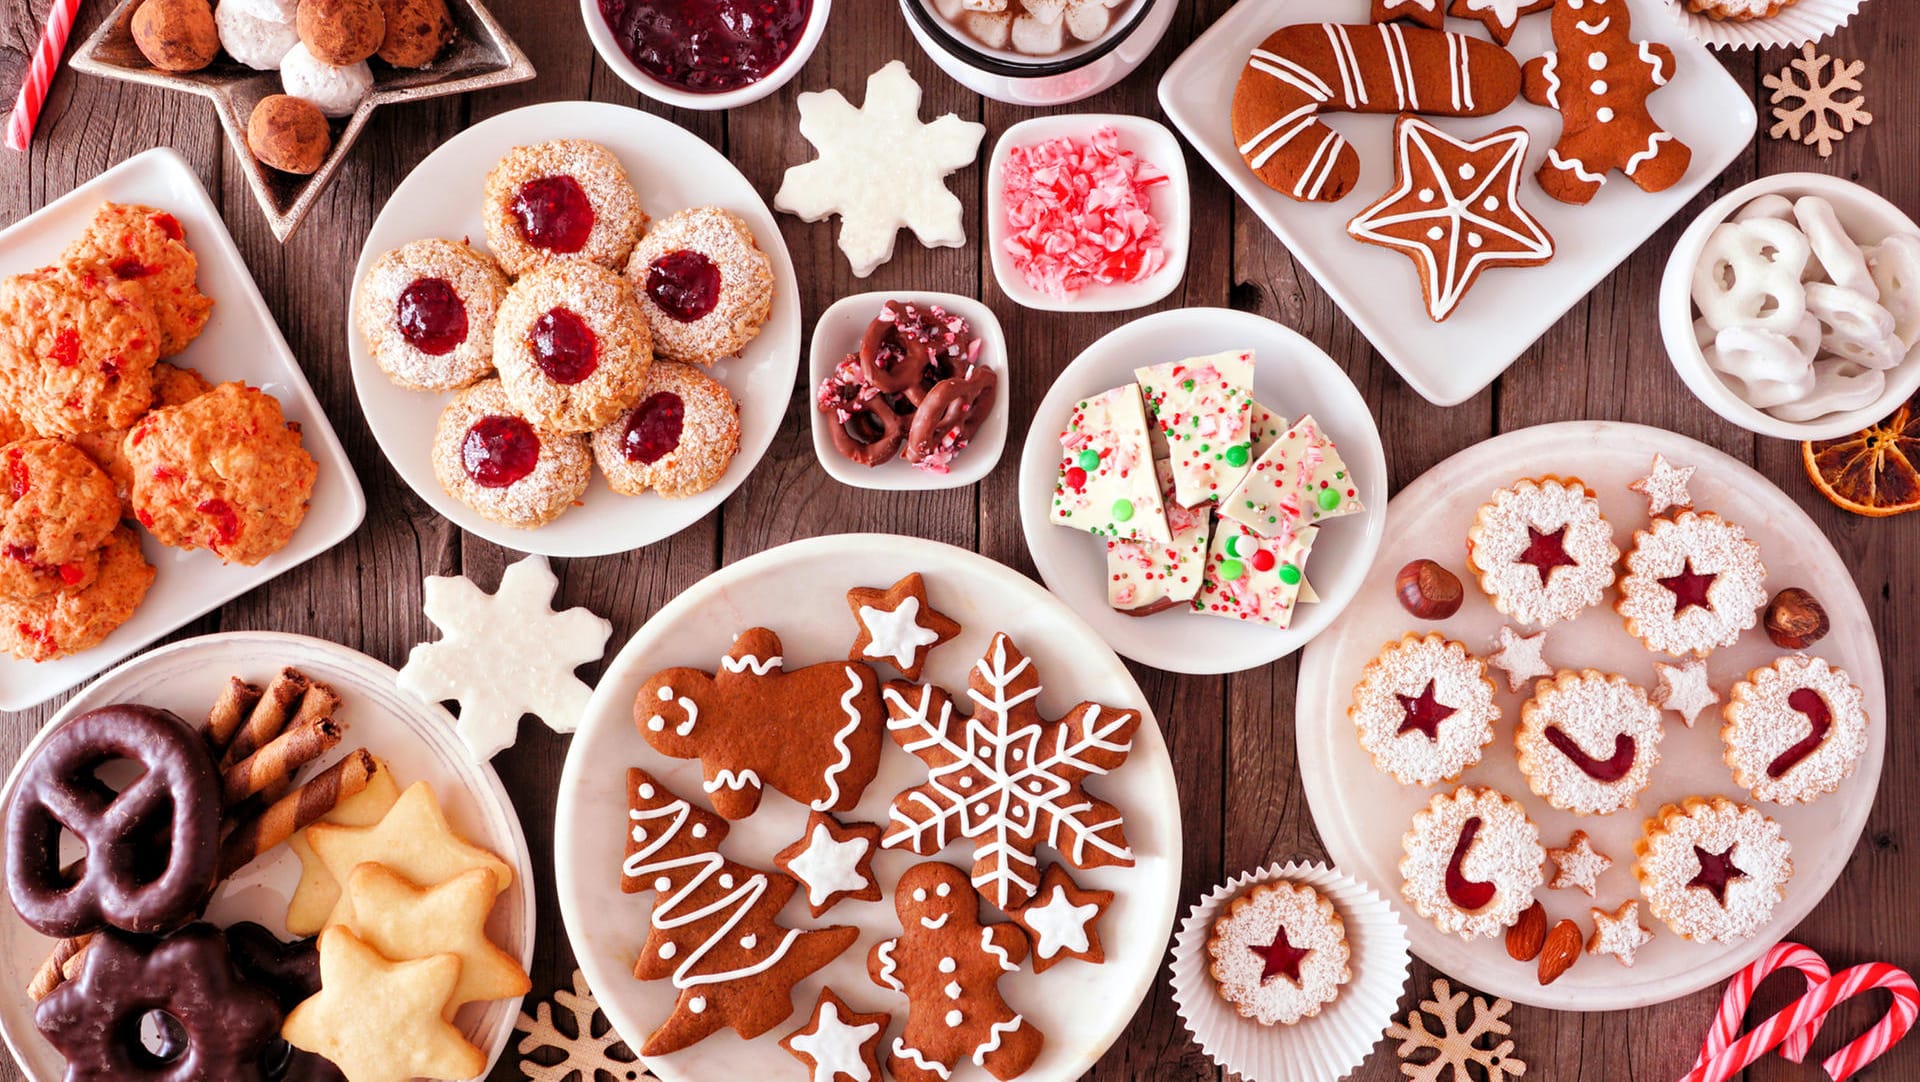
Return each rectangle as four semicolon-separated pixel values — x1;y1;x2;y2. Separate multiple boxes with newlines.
1628;453;1695;516
1722;654;1867;805
430;379;590;529
355;238;506;391
1617;511;1768;659
1587;900;1653;966
493;260;653;434
1399;786;1543;941
1653;659;1719;727
591;361;739;499
1634;796;1791;943
1515;670;1664;815
483;139;647;275
1349;633;1499;787
1205;880;1350;1026
1546;830;1611;896
625;207;773;367
1467;477;1619;627
1487;625;1553;692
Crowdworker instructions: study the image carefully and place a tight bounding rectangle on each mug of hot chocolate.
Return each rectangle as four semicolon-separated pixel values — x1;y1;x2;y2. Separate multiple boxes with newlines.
900;0;1174;105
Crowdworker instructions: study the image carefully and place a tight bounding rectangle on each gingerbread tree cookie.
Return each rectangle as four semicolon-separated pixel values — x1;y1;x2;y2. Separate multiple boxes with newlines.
847;572;960;681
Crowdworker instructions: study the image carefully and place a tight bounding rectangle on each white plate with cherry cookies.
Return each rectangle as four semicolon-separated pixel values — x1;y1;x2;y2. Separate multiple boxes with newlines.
0;631;535;1080
1295;422;1885;1010
348;100;801;558
553;534;1183;1082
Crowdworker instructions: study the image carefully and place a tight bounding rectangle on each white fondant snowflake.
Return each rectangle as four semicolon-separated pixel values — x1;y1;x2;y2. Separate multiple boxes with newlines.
515;969;651;1082
1588;901;1654;967
1487;625;1552;693
397;555;612;761
774;60;986;277
1629;453;1696;516
1547;831;1611;896
1652;659;1719;728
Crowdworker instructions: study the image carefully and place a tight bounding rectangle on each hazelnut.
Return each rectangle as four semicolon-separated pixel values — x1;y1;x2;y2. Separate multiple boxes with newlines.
132;0;219;72
297;0;384;66
247;95;331;175
376;0;454;68
1395;559;1463;620
1765;587;1830;649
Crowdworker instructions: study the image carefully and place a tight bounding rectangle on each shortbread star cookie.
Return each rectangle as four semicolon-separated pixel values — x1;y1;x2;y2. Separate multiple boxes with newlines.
1587;900;1654;966
283;926;486;1082
306;780;515;929
1487;625;1552;692
285;756;402;936
846;572;960;681
775;811;884;918
339;864;530;1013
1652;659;1719;727
1629;453;1696;516
1547;830;1612;896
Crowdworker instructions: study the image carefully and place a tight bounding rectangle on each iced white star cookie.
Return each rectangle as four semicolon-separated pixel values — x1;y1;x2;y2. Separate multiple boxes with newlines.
775;812;884;918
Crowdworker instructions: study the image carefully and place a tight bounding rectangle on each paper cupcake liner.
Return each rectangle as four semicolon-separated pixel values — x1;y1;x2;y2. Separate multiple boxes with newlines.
1660;0;1863;50
1169;861;1412;1082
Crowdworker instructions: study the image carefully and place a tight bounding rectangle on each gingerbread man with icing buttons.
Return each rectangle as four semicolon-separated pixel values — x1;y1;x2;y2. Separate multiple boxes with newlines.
1521;0;1691;205
867;862;1043;1082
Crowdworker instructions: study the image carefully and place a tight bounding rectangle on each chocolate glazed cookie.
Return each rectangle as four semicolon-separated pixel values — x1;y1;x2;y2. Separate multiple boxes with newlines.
6;704;221;937
225;923;346;1082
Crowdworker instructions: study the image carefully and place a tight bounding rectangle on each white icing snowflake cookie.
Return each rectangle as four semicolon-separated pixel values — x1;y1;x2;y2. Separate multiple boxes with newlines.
845;572;960;681
1400;786;1544;941
1205;879;1350;1026
1546;830;1611;896
396;554;612;761
1487;625;1552;693
1616;511;1768;659
1006;863;1112;974
773;61;986;277
1515;670;1664;816
1348;633;1499;787
1628;453;1695;516
1653;658;1719;727
1721;654;1868;805
775;811;884;918
1633;795;1792;943
1586;901;1654;967
1466;476;1619;628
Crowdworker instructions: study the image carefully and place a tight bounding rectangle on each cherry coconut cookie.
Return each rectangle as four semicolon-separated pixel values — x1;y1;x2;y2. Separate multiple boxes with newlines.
1633;795;1792;943
492;260;653;434
482;139;646;276
0;526;154;661
1721;654;1868;805
1615;510;1767;659
0;267;159;437
1348;632;1500;787
0;439;119;598
72;362;211;510
624;206;773;367
59;202;212;357
355;238;508;391
432;379;590;529
1466;476;1619;628
1400;785;1544;941
590;361;739;499
1206;879;1350;1026
1514;669;1665;816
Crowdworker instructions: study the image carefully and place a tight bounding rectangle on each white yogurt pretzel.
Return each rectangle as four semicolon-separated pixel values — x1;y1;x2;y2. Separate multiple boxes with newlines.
1866;234;1920;347
1692;218;1811;334
1806;281;1903;370
1768;359;1886;422
1792;196;1875;296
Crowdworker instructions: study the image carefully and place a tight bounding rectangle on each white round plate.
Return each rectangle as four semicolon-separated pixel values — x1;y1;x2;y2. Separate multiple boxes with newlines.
348;100;801;558
1296;422;1887;1011
1017;308;1388;675
554;534;1183;1081
0;632;536;1080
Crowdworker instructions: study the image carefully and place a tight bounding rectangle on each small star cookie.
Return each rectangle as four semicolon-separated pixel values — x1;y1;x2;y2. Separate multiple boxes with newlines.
1587;900;1654;966
1487;625;1553;692
1629;453;1696;516
338;864;530;1012
775;811;884;918
780;987;890;1082
283;926;486;1082
846;572;960;681
1006;863;1113;973
1547;830;1612;896
306;780;515;929
1652;659;1719;727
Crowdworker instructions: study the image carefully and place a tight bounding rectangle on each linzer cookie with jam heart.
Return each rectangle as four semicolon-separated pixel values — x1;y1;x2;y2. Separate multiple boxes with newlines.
1399;785;1544;941
1721;654;1868;805
1515;669;1665;816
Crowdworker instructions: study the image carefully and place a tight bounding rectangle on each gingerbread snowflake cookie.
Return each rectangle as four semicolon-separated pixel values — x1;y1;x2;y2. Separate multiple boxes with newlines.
1764;45;1872;159
1721;654;1868;805
846;572;960;681
781;987;890;1082
1546;830;1611;896
1467;476;1619;628
1515;669;1665;816
775;811;883;918
1616;511;1767;658
1633;795;1791;943
1400;786;1544;941
1348;632;1500;787
1206;879;1351;1026
1006;864;1112;974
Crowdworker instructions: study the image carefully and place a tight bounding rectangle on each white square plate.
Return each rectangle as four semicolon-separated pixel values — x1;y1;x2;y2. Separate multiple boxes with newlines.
1158;0;1757;405
0;148;365;712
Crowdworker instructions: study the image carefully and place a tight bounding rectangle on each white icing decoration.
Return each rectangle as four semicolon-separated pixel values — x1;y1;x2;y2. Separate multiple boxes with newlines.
1021;884;1098;959
739;934;757;949
944;981;963;999
1639;39;1669;84
1597;106;1616;123
938;956;956;973
893;1040;952;1079
1576;16;1612;33
920;913;951;930
971;1016;1025;1065
1588;50;1607;70
859;596;941;669
788;999;880;1082
703;769;761;794
1548;149;1606;184
660;942;676;959
688;996;706;1014
787;822;873;907
945;1009;964;1027
980;927;1018;972
1625;131;1674;176
876;940;905;992
812;667;869;812
720;653;783;675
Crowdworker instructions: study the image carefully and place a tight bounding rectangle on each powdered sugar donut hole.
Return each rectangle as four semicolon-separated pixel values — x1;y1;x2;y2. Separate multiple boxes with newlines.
215;0;299;69
279;42;371;117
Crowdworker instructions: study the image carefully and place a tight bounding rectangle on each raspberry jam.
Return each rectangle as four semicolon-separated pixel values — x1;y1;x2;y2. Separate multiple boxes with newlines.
1768;688;1832;778
621;392;685;464
511;176;595;254
1543;726;1635;782
1395;680;1456;740
1517;524;1576;582
596;0;812;94
1687;844;1748;905
1444;816;1496;911
462;415;541;488
529;308;600;384
396;277;469;356
1659;560;1718;614
645;250;722;323
1248;925;1309;985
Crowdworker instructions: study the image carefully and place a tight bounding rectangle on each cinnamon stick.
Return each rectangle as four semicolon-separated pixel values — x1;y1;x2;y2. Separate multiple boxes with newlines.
219;749;375;878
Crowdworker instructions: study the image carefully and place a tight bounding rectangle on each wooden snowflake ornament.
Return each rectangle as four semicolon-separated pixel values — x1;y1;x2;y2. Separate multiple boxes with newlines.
513;969;652;1082
1764;45;1872;159
1386;978;1527;1082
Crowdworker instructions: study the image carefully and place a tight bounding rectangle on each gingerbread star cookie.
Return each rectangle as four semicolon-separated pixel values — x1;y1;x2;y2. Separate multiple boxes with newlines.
283;926;486;1082
781;987;891;1082
305;780;514;929
776;811;884;918
339;864;530;1013
1448;0;1552;45
846;572;960;681
1006;863;1113;973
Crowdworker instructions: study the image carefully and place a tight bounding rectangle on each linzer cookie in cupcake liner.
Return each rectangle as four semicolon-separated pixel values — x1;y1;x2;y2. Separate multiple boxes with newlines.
1170;861;1410;1082
1663;0;1863;51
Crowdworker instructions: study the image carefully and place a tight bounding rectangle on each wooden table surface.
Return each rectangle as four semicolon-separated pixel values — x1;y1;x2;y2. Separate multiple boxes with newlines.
3;0;1917;1077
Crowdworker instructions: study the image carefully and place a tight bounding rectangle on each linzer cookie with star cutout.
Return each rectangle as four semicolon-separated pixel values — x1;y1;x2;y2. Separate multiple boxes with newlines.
1220;415;1365;540
1134;350;1256;507
1633;795;1792;943
1721;654;1868;805
1515;669;1665;816
1399;785;1544;941
1466;476;1619;628
1616;510;1767;659
1050;385;1169;544
1205;879;1350;1026
1348;632;1499;787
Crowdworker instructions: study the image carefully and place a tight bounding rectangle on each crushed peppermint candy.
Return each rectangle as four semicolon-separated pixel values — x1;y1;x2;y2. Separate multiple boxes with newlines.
1000;126;1168;299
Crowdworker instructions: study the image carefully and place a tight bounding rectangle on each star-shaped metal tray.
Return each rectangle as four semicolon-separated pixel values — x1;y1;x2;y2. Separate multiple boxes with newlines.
69;0;533;241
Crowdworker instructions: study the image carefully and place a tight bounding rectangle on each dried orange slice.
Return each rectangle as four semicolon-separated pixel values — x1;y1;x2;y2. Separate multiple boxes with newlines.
1802;393;1920;516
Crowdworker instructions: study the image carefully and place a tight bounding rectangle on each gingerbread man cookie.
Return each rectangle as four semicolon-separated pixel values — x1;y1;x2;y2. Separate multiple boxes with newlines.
847;572;961;682
868;862;1044;1082
634;628;885;819
1521;0;1691;205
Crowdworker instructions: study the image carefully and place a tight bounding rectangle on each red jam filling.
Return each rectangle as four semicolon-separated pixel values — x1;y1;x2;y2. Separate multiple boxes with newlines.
1543;726;1635;782
511;175;595;254
109;256;156;280
1516;524;1576;583
196;499;241;548
644;249;722;323
1687;844;1748;905
1248;925;1310;985
1658;559;1717;614
529;307;600;384
621;391;685;464
396;277;469;356
461;415;541;488
596;0;812;94
1444;816;1497;911
1768;687;1832;778
1395;680;1456;740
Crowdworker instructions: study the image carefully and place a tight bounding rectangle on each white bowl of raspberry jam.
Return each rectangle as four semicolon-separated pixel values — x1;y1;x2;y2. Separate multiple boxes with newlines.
583;0;831;110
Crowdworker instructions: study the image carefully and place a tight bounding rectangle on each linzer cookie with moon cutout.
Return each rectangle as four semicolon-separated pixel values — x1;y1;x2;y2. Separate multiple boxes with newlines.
1721;654;1869;806
1515;669;1666;817
632;627;885;819
1399;785;1544;941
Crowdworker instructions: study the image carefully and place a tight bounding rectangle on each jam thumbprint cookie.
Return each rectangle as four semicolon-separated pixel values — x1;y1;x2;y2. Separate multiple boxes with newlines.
432;379;590;529
590;361;739;500
1616;510;1767;659
0;439;119;597
0;267;159;437
1349;632;1499;787
125;383;318;565
1206;880;1350;1026
483;139;646;276
493;261;653;434
1515;669;1664;816
1634;795;1791;943
1722;655;1868;805
356;238;508;391
625;207;774;367
1400;786;1544;941
1466;476;1618;627
60;202;212;356
0;526;154;662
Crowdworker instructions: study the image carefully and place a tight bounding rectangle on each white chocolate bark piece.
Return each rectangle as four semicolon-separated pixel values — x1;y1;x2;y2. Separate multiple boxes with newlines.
1220;414;1364;539
1247;400;1289;460
1192;520;1319;629
1104;461;1210;614
1051;384;1171;543
1134;350;1257;507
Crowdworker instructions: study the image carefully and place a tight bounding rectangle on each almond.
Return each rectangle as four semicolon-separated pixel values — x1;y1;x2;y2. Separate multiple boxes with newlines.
1505;901;1546;962
1537;918;1582;985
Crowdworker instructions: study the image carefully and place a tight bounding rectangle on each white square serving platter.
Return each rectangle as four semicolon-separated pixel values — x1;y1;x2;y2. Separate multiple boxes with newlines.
0;148;366;712
1158;0;1757;405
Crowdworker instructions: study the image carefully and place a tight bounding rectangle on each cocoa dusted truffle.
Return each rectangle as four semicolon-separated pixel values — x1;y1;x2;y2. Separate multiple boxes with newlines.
247;94;331;175
295;0;384;65
132;0;219;72
376;0;454;67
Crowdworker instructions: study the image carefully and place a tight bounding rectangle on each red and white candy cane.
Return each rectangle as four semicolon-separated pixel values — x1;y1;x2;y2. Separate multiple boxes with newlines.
1685;942;1918;1082
5;0;83;152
